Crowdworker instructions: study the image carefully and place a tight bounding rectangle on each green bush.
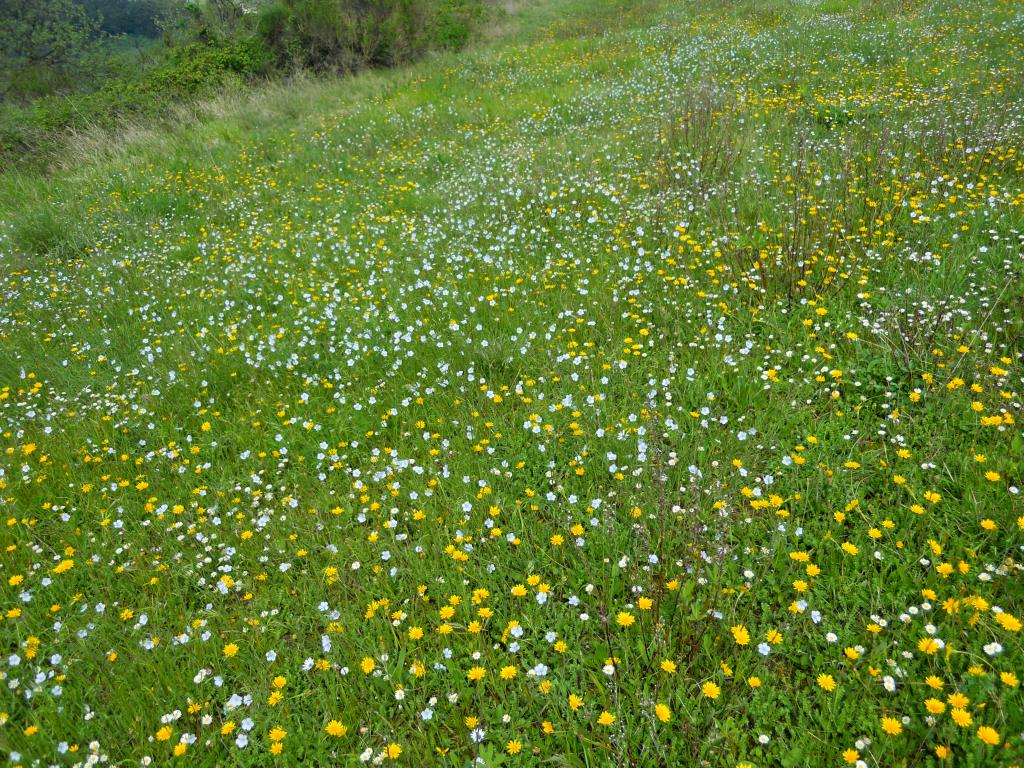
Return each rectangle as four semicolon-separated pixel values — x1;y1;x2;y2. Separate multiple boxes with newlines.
258;0;484;72
433;0;486;50
0;0;486;165
0;37;271;161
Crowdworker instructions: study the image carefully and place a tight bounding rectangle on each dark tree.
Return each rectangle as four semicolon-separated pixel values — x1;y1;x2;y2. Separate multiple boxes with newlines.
0;0;103;68
81;0;176;38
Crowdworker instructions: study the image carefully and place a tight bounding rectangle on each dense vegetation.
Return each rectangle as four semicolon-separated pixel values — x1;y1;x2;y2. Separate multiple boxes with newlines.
1;0;1022;765
0;0;487;163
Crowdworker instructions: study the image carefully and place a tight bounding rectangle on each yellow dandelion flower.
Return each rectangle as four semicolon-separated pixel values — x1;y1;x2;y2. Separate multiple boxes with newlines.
325;720;347;737
976;726;1000;746
880;717;902;735
731;624;750;645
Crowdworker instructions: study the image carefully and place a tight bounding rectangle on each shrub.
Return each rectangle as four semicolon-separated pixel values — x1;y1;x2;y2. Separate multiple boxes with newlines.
0;0;486;165
0;37;271;162
258;0;484;73
432;0;486;50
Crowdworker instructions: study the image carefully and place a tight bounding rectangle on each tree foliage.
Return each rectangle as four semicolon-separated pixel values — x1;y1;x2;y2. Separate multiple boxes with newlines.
0;0;487;162
258;0;484;72
0;0;103;69
80;0;174;38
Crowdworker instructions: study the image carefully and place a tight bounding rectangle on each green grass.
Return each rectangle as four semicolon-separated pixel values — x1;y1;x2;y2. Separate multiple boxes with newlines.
0;0;1022;765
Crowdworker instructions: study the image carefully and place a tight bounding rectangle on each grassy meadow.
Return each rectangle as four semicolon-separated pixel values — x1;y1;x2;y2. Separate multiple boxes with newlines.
1;0;1023;765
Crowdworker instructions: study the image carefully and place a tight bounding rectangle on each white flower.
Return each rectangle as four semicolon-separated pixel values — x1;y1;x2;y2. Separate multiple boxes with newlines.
984;642;1003;656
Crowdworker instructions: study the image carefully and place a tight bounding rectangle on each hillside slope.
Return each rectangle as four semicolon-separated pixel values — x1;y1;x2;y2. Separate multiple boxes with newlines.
1;0;1023;765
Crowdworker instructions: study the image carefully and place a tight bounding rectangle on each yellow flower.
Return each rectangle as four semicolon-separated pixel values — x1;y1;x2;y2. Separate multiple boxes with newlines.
597;711;616;726
947;692;969;708
500;665;517;680
506;740;522;755
268;726;287;742
655;703;672;722
702;681;720;699
730;624;750;645
222;643;238;658
386;743;402;760
156;726;172;742
361;657;375;674
976;726;1000;746
747;676;761;688
951;708;972;727
325;720;347;737
995;612;1022;632
660;659;677;674
221;721;235;735
816;673;836;692
467;666;486;681
880;717;902;735
924;698;945;714
568;694;583;711
616;612;635;627
842;749;859;764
